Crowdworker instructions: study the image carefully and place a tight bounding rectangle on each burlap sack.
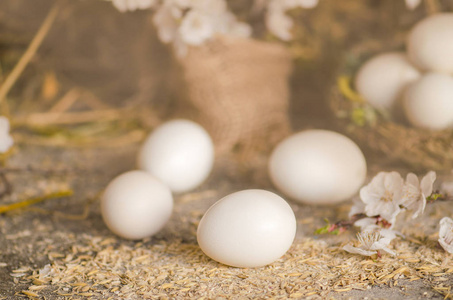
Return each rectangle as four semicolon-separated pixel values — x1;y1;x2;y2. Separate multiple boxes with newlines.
178;36;292;167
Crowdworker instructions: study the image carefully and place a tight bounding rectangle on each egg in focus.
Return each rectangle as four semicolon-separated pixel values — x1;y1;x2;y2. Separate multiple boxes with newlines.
269;129;367;205
197;189;296;268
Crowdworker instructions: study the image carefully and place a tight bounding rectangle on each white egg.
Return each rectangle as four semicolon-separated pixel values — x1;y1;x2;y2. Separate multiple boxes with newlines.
197;189;296;268
403;73;453;130
138;119;214;193
355;52;421;112
269;130;367;205
407;13;453;73
101;170;173;240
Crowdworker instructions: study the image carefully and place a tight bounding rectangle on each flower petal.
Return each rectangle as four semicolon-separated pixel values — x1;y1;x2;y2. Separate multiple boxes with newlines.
379;228;397;241
439;217;453;238
349;198;365;218
385;172;404;192
400;182;420;208
342;244;376;257
266;9;293;41
179;10;214;45
0;116;13;153
406;173;419;187
153;5;180;43
379;246;396;256
410;195;426;219
439;239;453;254
438;217;453;254
354;218;377;229
360;183;384;206
420;171;436;197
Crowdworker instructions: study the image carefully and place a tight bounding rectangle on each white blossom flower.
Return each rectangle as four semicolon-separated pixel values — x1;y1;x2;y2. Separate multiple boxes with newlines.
112;0;319;56
405;0;421;10
359;171;403;225
152;3;182;43
112;0;156;12
150;0;251;56
213;11;252;38
349;198;365;218
266;7;293;41
399;171;436;219
191;0;252;39
282;0;319;9
0;117;13;153
343;226;396;257
353;217;377;229
439;217;453;254
265;0;318;41
179;10;214;45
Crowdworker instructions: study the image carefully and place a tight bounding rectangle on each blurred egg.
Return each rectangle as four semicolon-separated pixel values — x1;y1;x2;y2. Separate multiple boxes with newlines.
269;130;367;205
197;189;296;268
101;170;173;240
407;13;453;73
355;52;421;112
403;72;453;130
138;119;214;193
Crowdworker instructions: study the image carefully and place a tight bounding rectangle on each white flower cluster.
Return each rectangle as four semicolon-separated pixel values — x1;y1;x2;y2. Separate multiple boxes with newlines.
344;171;436;257
0;116;13;154
343;226;397;257
112;0;157;12
109;0;421;55
110;0;251;56
154;0;252;56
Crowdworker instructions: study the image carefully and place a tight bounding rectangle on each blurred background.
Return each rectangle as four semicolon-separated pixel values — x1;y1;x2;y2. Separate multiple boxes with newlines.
3;0;449;134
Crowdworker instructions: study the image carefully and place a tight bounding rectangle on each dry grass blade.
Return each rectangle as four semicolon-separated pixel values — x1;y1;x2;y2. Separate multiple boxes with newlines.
0;190;73;214
13;129;146;148
48;88;81;113
15;107;135;126
0;1;60;107
26;192;100;220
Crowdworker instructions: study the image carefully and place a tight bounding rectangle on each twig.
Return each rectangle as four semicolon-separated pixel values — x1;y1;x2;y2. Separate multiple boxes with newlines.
337;76;364;104
13;129;146;148
0;2;60;107
0;166;91;176
25;192;100;220
15;107;135;126
427;192;453;203
48;88;81;113
79;90;112;110
0;190;73;214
